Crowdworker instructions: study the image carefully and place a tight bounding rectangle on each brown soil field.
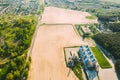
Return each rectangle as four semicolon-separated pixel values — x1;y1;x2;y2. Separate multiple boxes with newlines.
41;7;98;24
28;25;88;80
28;6;97;80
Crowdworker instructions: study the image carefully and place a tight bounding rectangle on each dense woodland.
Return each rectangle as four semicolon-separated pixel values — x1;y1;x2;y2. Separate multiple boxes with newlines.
93;30;120;73
108;22;120;32
93;33;120;59
0;0;44;79
0;15;37;80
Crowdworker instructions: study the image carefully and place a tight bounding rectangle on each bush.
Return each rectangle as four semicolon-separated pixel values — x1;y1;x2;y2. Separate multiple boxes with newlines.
14;70;20;79
6;73;14;80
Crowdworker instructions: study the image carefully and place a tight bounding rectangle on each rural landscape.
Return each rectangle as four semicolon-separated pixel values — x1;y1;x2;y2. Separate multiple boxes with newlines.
0;0;120;80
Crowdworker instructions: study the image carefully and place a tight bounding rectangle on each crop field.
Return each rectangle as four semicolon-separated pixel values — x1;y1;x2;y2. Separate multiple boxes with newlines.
28;7;97;80
1;0;120;80
28;24;84;80
41;7;98;24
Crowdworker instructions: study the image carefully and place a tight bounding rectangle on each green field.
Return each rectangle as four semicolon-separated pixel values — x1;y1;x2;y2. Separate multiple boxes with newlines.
91;47;112;69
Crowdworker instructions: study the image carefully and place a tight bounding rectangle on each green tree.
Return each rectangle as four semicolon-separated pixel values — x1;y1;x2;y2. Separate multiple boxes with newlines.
14;70;20;79
9;60;17;71
6;73;14;80
115;60;120;73
23;68;29;80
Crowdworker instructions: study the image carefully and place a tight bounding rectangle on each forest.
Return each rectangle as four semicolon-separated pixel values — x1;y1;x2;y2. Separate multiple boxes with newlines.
0;0;44;79
0;15;37;80
108;22;120;32
93;32;120;59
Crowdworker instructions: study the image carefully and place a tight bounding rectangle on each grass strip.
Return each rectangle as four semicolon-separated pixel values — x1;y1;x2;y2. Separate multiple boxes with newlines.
91;47;112;68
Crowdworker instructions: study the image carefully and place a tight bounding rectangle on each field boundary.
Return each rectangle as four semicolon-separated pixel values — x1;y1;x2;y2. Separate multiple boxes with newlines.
40;23;73;25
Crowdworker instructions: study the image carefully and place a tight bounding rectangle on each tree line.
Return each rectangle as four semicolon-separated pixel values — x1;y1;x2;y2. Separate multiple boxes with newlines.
108;22;120;32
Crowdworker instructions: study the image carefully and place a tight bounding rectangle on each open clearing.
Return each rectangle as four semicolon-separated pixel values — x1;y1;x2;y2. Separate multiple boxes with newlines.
41;7;98;24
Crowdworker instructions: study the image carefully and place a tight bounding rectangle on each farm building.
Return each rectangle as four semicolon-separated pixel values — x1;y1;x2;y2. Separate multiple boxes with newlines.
81;26;91;34
79;45;99;80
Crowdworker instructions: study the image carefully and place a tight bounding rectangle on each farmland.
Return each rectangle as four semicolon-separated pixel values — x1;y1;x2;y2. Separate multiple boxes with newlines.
28;7;97;80
41;7;98;24
0;0;120;80
28;24;81;80
28;6;119;80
